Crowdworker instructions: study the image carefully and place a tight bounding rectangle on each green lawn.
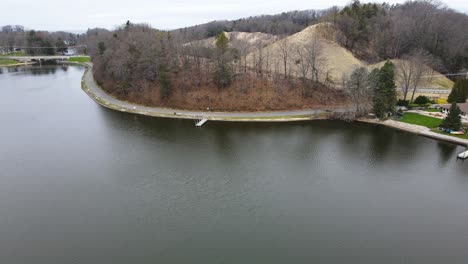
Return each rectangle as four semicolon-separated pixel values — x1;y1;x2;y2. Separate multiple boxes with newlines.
67;56;90;63
0;59;18;65
0;51;26;57
400;112;442;128
424;108;441;113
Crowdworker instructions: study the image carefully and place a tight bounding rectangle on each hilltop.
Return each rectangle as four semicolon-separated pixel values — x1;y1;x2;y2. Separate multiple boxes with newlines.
245;23;365;85
240;22;453;95
186;31;278;52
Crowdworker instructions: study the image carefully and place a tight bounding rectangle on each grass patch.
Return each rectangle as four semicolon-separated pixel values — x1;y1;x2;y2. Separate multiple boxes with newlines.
424;108;441;113
68;56;90;63
0;51;26;57
0;59;18;65
400;112;442;128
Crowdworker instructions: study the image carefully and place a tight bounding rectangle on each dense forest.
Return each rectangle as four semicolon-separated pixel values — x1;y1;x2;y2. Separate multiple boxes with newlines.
1;0;467;112
0;25;81;55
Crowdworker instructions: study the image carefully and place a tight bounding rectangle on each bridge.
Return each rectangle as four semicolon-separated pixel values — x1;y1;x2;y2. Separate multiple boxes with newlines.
2;55;89;62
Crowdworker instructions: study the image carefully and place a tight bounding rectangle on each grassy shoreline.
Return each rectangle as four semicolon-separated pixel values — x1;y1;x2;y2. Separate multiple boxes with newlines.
67;57;90;63
400;112;442;128
399;112;468;141
0;59;19;66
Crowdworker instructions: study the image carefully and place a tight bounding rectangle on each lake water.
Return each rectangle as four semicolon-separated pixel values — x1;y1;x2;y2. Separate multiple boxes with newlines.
0;65;467;263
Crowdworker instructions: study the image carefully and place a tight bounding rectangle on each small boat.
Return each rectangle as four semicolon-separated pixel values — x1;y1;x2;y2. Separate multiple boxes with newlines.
458;151;468;159
451;131;465;135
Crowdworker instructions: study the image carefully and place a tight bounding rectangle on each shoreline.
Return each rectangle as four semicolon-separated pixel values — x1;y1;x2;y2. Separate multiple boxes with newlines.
80;62;354;122
76;62;467;146
0;62;35;67
358;118;468;146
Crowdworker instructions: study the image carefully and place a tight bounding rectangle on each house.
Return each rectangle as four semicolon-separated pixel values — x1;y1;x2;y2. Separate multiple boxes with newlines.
439;103;468;116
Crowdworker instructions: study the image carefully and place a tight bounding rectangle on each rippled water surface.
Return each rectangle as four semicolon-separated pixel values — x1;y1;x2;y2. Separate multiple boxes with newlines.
0;65;467;263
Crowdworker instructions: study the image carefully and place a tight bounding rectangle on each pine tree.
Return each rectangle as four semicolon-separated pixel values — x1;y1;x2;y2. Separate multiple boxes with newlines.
215;32;229;53
372;61;396;119
98;42;106;56
214;32;232;88
440;103;462;131
448;79;468;103
55;38;67;54
159;63;170;99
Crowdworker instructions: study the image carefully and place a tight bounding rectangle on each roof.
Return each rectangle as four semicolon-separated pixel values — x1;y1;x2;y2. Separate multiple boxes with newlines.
440;103;468;113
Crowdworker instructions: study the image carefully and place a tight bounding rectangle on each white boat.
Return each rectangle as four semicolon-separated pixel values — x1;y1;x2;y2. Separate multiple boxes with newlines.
458;151;468;159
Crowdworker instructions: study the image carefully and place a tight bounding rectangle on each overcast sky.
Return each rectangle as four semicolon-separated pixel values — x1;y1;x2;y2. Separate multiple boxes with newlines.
2;0;467;32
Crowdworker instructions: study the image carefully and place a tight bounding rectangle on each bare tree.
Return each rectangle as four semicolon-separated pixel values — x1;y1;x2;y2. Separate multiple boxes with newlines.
294;43;311;95
345;67;372;115
396;59;414;102
303;35;324;82
277;37;291;78
409;50;430;102
396;50;430;102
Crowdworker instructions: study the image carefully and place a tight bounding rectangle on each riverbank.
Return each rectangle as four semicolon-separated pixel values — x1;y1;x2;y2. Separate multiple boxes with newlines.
0;61;35;67
79;63;468;146
81;63;354;122
359;117;468;146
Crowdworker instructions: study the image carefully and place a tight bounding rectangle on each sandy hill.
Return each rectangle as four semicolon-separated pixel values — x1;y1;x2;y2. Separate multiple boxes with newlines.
243;23;453;93
187;31;278;52
245;23;366;84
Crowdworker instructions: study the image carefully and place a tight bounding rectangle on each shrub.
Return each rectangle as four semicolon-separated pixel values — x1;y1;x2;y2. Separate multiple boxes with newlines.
414;95;431;105
435;98;448;104
397;99;409;106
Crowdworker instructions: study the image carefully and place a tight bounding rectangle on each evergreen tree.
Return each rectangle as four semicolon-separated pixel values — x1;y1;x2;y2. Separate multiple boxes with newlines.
157;34;171;99
214;32;232;88
98;42;106;56
215;32;229;53
448;79;468;103
55;38;67;54
372;61;396;119
159;63;170;99
440;103;462;131
42;40;55;55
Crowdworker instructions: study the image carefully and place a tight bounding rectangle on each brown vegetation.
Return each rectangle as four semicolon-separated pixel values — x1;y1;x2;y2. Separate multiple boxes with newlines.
95;70;348;111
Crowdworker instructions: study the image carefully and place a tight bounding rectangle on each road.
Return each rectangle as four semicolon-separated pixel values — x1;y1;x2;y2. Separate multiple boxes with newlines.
82;63;354;122
397;87;451;94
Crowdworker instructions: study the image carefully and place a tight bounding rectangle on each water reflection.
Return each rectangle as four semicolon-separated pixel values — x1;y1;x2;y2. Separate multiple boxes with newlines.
437;142;458;165
5;64;76;76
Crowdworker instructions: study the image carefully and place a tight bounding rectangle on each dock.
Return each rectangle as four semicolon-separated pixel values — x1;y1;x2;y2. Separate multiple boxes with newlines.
195;118;208;127
457;150;468;159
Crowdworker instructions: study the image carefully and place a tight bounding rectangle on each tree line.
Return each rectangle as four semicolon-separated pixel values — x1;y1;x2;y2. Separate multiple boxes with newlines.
327;0;468;74
0;25;79;55
175;0;468;75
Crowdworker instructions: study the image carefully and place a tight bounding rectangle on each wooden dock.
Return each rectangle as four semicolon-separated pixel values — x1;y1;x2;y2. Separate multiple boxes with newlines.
195;118;208;127
457;150;468;159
